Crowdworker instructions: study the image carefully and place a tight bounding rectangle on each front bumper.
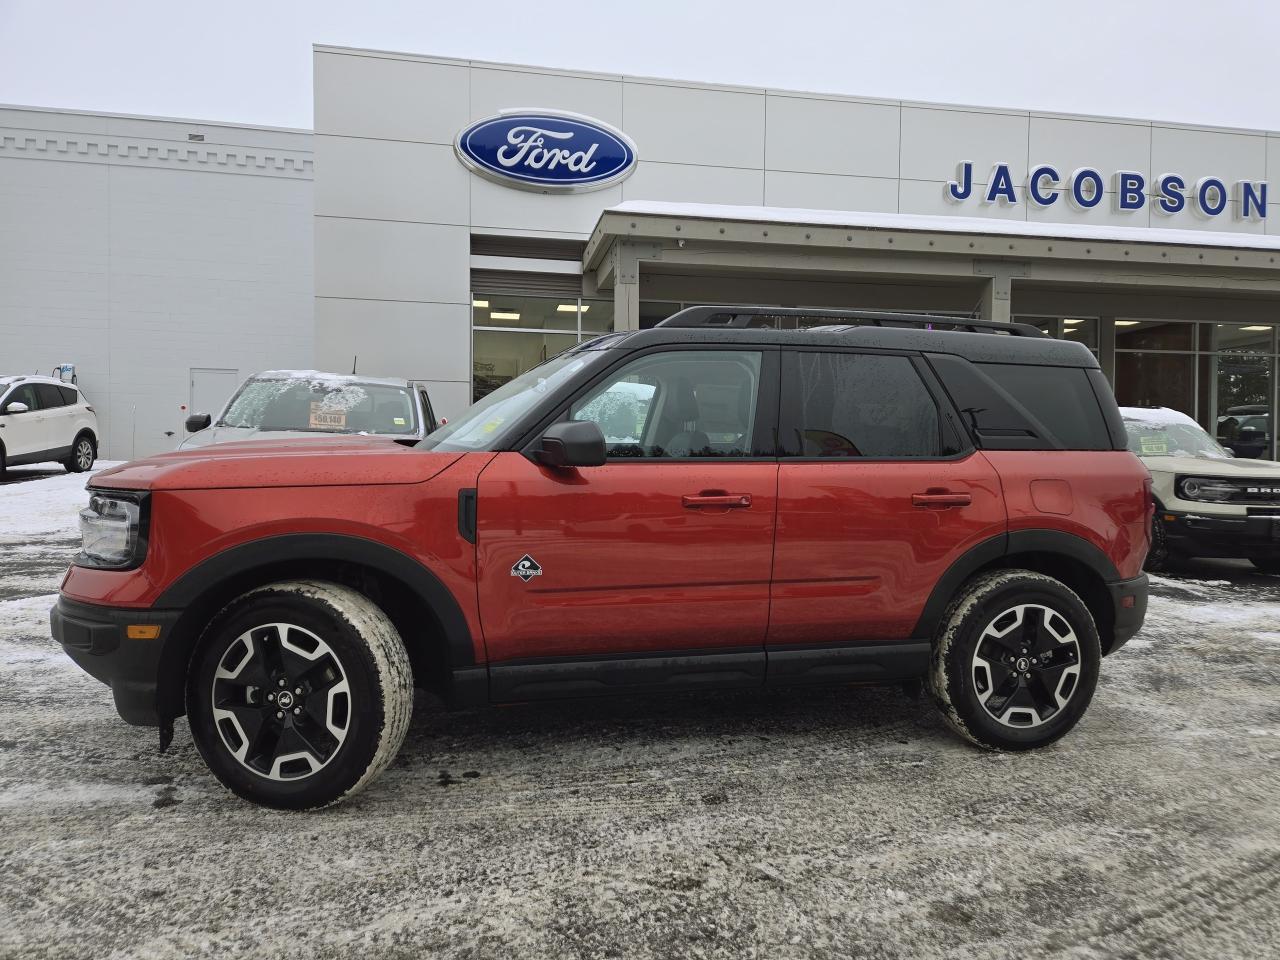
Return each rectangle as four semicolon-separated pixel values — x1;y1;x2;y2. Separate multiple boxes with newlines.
1106;574;1148;655
50;596;180;726
1160;510;1280;560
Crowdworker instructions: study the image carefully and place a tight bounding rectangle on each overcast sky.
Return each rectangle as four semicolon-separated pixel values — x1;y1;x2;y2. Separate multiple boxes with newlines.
1;0;1277;131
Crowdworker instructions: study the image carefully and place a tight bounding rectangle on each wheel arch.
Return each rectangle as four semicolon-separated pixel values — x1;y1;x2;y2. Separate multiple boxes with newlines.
914;530;1123;655
153;533;478;721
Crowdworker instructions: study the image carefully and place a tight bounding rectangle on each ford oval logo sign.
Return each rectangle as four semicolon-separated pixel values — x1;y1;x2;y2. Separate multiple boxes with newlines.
455;109;637;193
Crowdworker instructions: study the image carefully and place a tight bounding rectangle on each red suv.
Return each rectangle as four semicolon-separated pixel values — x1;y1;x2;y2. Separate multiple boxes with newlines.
52;307;1151;809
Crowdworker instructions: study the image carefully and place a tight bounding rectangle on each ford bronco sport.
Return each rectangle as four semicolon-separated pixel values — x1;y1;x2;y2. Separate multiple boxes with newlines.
52;307;1151;809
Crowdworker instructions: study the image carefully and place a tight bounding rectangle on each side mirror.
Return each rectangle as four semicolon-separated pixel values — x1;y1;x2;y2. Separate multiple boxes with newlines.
185;413;212;433
534;420;607;468
3;401;29;415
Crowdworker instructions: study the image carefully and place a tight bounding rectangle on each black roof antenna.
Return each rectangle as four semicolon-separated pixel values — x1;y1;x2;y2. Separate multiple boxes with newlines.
351;355;358;375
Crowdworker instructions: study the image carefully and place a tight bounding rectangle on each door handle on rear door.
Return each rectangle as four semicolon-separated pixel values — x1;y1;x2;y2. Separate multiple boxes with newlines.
912;491;972;508
682;492;752;509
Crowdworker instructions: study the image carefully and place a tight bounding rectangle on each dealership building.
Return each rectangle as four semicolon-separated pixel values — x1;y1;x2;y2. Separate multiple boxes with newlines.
6;44;1280;458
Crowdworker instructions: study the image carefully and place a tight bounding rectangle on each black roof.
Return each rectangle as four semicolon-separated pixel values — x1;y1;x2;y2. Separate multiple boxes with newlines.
581;305;1099;367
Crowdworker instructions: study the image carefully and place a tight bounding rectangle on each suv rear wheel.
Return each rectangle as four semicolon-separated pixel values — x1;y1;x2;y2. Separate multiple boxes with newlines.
187;580;414;809
64;433;95;473
928;569;1101;751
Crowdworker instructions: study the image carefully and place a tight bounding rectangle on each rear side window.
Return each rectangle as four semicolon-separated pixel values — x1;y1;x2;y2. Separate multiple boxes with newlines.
783;351;947;458
58;386;79;405
34;384;68;408
928;354;1112;451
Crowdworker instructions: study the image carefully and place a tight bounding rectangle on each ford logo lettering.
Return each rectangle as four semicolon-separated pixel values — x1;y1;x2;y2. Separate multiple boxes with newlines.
455;109;638;193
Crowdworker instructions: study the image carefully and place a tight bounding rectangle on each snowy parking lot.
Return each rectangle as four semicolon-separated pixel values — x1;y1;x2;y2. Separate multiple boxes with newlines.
2;466;1279;960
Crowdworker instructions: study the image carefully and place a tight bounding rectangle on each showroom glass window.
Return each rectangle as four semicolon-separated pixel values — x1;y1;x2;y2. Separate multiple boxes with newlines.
569;350;763;458
471;294;614;402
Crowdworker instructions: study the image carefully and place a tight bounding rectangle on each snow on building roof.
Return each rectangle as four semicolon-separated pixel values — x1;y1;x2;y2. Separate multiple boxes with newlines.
606;200;1280;253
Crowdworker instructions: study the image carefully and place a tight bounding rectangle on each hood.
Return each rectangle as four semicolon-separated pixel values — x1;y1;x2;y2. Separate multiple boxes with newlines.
179;426;418;449
92;436;462;491
1138;454;1280;477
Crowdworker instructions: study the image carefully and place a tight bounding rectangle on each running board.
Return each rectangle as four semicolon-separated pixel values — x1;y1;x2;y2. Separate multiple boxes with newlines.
485;642;930;703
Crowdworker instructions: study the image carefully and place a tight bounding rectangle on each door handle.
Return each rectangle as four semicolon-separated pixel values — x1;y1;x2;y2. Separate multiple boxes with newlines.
912;491;972;508
682;492;752;509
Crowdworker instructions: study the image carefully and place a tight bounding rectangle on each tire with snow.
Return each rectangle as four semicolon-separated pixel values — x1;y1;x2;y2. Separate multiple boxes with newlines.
187;580;414;809
928;569;1101;752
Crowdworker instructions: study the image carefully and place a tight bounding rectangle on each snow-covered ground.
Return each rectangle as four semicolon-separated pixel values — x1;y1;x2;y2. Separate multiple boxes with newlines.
1;472;1279;960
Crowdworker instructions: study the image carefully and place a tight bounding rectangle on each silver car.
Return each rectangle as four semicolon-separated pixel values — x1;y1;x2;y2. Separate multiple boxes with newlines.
180;370;437;450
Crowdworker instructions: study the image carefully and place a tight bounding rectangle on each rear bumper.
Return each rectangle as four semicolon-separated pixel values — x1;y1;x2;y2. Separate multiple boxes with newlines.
50;595;179;726
1106;574;1148;655
1161;510;1280;560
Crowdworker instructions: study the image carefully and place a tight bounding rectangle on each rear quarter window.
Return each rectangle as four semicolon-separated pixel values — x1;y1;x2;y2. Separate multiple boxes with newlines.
928;354;1113;451
978;363;1111;450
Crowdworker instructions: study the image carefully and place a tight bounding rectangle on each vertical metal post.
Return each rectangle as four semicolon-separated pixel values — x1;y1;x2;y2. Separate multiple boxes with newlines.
977;275;1012;323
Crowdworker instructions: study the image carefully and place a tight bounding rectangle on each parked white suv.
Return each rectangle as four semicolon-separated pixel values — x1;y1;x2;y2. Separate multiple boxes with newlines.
0;376;99;474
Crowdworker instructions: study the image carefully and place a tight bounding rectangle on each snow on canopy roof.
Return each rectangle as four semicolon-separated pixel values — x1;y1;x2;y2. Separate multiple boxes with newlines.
606;200;1280;252
254;369;409;387
1119;406;1200;426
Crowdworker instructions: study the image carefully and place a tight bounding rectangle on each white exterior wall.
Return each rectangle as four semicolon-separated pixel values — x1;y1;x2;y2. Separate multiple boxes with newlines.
0;106;313;459
313;45;1280;419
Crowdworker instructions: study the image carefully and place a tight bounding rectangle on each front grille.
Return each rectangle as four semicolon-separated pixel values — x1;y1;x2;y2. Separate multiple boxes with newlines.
1235;481;1280;504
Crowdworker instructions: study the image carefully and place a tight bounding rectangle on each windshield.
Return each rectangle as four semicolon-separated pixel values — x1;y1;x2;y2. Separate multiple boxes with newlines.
1122;412;1230;460
420;351;593;451
219;377;418;435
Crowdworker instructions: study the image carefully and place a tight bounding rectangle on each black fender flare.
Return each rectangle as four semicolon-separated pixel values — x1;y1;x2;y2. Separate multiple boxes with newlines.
155;532;475;669
911;529;1121;640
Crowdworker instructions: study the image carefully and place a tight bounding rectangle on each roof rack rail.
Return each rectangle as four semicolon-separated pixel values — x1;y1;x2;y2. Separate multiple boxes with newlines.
656;305;1047;337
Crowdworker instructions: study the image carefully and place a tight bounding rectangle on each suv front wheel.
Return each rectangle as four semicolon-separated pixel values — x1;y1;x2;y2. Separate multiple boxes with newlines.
187;580;414;809
929;569;1101;751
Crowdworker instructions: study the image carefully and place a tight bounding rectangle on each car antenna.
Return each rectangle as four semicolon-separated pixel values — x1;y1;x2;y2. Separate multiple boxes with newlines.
351;355;358;375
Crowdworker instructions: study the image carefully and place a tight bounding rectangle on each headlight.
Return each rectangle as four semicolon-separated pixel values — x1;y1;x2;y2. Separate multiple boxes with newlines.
1177;476;1237;503
76;490;148;569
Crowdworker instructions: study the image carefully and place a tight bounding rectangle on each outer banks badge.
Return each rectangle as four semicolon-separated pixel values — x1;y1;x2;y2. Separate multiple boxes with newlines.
511;555;543;583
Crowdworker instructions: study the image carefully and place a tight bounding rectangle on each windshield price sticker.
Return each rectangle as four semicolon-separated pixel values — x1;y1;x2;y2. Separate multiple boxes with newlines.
1138;435;1168;455
309;402;346;429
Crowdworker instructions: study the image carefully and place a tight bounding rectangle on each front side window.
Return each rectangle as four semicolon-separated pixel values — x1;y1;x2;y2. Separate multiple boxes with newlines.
787;352;943;458
2;384;39;413
570;350;763;458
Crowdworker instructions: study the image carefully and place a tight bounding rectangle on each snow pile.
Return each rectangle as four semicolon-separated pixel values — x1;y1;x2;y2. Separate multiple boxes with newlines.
0;466;118;545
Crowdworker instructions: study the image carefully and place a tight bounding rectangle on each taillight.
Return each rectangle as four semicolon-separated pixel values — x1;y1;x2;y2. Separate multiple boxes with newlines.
85;405;95;413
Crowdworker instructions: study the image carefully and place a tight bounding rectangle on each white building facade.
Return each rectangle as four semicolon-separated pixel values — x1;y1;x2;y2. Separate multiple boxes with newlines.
313;45;1280;459
1;106;313;458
